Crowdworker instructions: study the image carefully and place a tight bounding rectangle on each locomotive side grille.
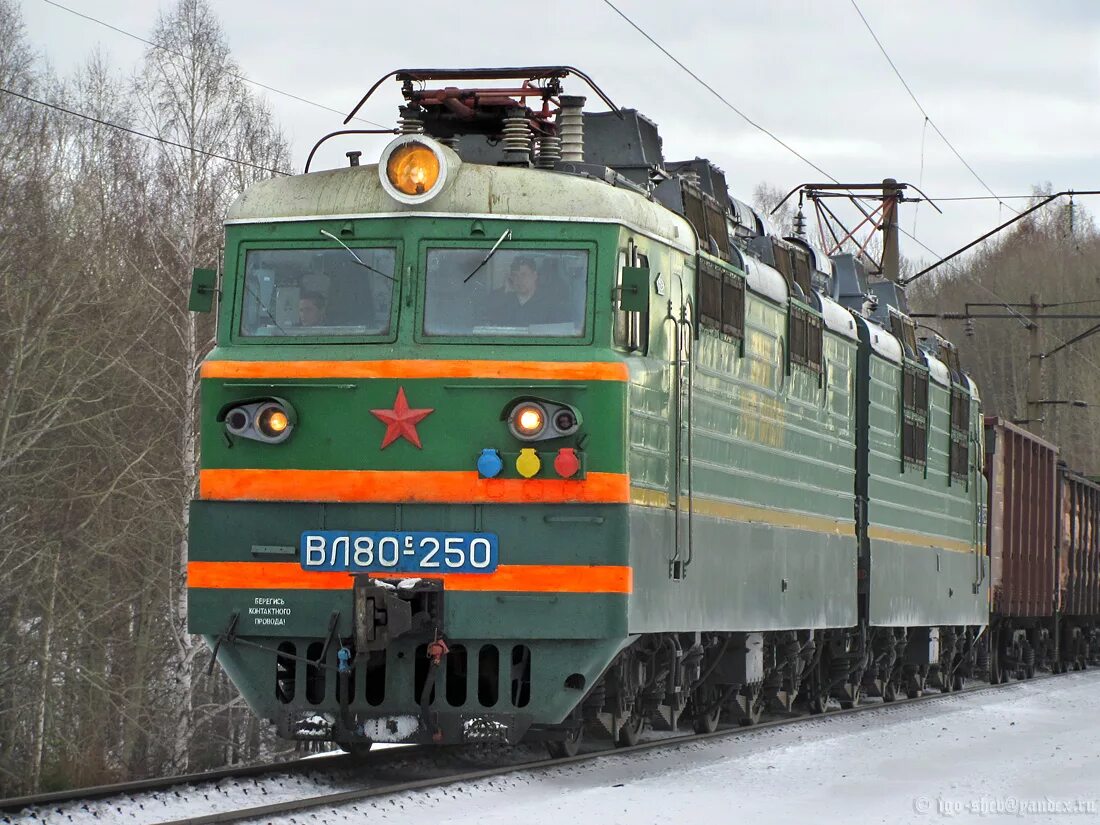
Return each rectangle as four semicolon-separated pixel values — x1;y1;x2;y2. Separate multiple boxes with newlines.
271;639;534;712
364;649;386;706
478;644;499;706
414;643;435;705
510;645;531;708
445;644;468;706
275;641;296;704
305;641;326;704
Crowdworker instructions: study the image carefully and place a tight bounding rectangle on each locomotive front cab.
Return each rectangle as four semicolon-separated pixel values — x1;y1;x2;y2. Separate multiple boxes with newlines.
186;136;678;748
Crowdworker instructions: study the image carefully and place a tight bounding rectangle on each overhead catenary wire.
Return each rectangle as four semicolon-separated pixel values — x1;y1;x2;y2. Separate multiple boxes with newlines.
40;0;389;130
902;185;1100;373
598;0;1007;255
847;0;1020;216
931;194;1068;202
602;0;935;282
0;86;289;176
897;226;942;260
599;2;1048;225
912;116;929;240
599;0;841;185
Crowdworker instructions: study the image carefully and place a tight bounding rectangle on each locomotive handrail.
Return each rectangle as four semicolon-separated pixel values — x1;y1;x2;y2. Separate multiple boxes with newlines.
304;128;400;174
972;428;986;592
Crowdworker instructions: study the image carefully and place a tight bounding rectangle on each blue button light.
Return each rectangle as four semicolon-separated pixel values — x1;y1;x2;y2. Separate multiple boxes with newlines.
477;448;504;479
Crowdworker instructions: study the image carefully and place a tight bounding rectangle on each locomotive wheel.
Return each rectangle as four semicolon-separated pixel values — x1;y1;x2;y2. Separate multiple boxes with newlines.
990;648;1005;684
839;682;862;710
615;714;645;747
937;668;954;693
337;741;373;758
807;676;831;714
546;726;583;759
691;686;722;734
738;684;765;726
904;668;925;700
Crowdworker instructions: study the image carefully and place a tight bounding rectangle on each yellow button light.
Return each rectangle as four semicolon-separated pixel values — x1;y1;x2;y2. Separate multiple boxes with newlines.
386;143;441;196
517;448;541;478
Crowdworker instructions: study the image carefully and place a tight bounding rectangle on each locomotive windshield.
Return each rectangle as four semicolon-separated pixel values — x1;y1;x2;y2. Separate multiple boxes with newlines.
423;248;589;338
239;247;396;337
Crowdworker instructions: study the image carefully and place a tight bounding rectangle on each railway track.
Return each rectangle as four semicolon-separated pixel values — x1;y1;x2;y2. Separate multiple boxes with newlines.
0;747;406;822
4;671;1077;825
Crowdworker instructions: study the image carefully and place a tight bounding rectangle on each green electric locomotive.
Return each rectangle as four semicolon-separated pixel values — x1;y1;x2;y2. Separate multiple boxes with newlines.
188;68;987;756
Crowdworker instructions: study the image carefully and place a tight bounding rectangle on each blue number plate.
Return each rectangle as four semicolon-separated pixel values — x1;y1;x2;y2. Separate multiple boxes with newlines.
300;531;498;574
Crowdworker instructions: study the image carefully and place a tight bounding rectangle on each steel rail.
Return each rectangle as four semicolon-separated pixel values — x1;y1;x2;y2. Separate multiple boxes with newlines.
148;672;1078;825
0;748;415;814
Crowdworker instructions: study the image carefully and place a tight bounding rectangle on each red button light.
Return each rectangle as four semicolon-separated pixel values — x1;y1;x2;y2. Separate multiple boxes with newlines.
554;448;581;478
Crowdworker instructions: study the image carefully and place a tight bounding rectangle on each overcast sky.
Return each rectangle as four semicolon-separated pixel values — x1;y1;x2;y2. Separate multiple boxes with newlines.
17;0;1100;264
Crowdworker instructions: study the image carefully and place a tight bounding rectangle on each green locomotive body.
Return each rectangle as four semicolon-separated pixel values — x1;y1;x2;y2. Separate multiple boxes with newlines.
188;70;988;752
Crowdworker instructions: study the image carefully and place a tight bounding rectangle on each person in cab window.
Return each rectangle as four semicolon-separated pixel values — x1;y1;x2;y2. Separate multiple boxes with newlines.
485;257;567;327
298;291;327;326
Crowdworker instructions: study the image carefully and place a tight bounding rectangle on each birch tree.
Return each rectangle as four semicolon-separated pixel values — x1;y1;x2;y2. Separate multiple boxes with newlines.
1;0;289;793
132;0;289;769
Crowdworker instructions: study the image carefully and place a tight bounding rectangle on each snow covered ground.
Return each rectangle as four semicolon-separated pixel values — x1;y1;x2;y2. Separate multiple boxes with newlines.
8;673;1099;824
259;671;1100;825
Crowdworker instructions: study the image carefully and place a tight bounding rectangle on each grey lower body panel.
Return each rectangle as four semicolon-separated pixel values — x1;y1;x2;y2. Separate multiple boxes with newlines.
627;505;858;632
869;539;989;626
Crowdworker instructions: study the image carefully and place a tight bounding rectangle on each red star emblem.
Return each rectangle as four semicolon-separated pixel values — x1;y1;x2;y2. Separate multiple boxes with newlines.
370;387;434;449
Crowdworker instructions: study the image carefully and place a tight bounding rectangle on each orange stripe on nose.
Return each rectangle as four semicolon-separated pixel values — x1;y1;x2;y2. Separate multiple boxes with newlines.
200;359;629;382
198;469;630;504
187;561;633;594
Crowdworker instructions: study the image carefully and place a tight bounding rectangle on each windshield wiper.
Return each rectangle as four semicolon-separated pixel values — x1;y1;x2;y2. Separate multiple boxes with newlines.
244;280;289;335
463;229;512;283
319;229;397;282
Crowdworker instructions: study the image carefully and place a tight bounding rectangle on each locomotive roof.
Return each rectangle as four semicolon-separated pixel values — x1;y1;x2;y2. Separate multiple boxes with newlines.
226;161;695;251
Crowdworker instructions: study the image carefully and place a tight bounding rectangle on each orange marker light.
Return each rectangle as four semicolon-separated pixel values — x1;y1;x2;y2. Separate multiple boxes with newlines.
255;403;294;443
265;410;289;433
386;142;440;196
517;407;543;434
509;402;547;440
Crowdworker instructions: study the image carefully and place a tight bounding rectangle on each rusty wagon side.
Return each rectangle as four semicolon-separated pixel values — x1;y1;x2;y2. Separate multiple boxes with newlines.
983;416;1059;678
1057;467;1100;668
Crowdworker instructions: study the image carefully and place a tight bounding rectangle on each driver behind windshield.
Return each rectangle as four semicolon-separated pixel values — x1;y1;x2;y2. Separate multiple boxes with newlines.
482;256;568;326
297;290;327;326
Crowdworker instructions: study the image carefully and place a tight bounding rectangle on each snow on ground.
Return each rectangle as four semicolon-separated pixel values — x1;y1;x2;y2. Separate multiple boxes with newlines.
261;671;1100;825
